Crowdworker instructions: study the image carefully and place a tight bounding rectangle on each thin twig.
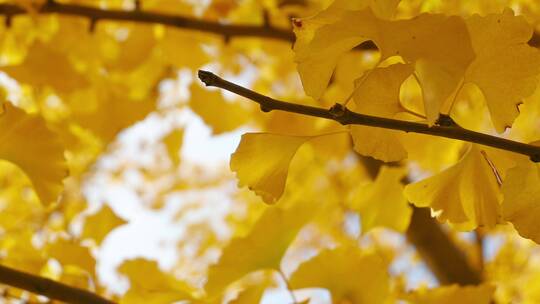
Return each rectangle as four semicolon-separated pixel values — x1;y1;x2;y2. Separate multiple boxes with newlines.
198;70;540;162
0;264;116;304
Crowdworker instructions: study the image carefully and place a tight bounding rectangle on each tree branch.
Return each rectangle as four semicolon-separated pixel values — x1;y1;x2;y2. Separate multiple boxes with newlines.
406;207;482;285
0;1;539;50
0;264;116;304
0;1;294;41
198;70;540;162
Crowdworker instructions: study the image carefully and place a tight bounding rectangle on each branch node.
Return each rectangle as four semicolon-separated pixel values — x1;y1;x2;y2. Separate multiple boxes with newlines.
329;103;346;118
46;0;56;6
260;104;271;112
436;114;458;127
134;0;142;11
198;70;218;86
530;154;540;163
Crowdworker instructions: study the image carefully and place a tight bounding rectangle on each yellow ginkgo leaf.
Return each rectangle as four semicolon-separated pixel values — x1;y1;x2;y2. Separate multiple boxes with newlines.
0;103;67;205
2;41;88;93
292;0;402;99
230;133;310;204
350;63;412;162
160;29;211;69
119;258;195;304
404;144;502;229
353;63;414;117
81;204;126;245
163;128;184;167
190;84;251;135
229;272;275;304
402;284;495;304
48;239;95;276
205;201;317;295
351;126;407;162
501;161;540;243
465;10;540;132
348;166;411;233
68;84;155;144
289;246;389;304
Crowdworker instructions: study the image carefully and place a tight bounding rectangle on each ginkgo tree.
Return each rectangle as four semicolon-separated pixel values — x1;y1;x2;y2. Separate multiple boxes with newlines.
1;0;540;303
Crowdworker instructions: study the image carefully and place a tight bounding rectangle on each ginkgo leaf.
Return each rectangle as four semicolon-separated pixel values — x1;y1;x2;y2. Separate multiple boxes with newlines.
229;272;275;304
402;284;495;304
81;204;126;245
163;128;184;167
230;133;311;204
351;126;407;162
350;63;412;162
465;10;540;132
68;84;155;144
0;103;67;205
2;41;88;93
347;166;411;233
190;84;251;135
119;258;195;304
289;246;389;304
353;63;414;117
404;144;502;229
48;239;95;276
294;5;475;125
205;201;317;295
501;161;540;243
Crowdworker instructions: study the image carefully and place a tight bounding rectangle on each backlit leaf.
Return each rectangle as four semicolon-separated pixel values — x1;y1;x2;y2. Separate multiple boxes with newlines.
404;144;502;229
119;258;195;304
0;103;66;205
190;84;250;135
348;166;411;233
230;133;310;204
465;10;540;132
81;204;126;246
290;246;390;304
502;161;540;243
205;201;317;295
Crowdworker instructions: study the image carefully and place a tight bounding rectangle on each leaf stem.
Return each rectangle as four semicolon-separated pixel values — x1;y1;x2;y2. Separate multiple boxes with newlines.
278;269;298;304
198;70;540;162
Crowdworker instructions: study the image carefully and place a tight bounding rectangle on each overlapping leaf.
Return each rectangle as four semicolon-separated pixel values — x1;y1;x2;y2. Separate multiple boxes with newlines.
404;145;502;229
502;161;540;243
82;204;126;245
0;103;67;205
350;63;413;162
290;246;390;304
230;133;311;204
294;3;475;124
347;166;411;233
465;10;540;132
190;84;250;135
205;201;316;295
119;259;195;304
